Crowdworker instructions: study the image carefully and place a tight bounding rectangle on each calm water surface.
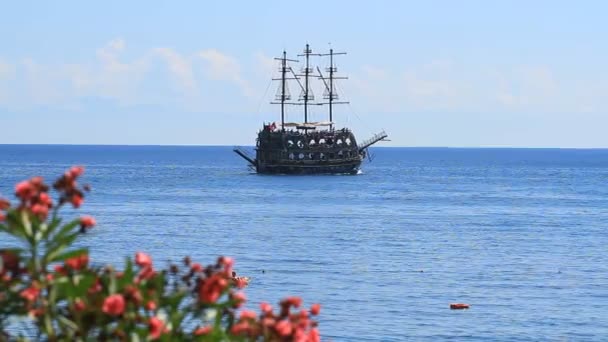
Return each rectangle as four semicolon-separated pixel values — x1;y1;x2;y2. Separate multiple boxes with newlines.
1;145;607;341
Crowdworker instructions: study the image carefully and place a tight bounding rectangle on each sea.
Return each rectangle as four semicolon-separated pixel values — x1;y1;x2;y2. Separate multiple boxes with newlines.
1;145;607;341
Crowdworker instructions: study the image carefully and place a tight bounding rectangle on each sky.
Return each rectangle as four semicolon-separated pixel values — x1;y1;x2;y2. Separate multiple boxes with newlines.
0;1;606;147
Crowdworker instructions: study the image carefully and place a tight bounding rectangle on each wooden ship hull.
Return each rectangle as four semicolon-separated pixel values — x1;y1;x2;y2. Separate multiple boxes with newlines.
256;128;362;175
234;128;387;175
257;159;362;175
233;44;388;174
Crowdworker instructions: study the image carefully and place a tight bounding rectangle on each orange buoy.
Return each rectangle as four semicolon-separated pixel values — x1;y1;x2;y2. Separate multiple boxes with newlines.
450;303;470;310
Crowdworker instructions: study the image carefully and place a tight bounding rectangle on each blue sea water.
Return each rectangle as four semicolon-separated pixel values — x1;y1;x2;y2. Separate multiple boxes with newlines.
1;145;608;341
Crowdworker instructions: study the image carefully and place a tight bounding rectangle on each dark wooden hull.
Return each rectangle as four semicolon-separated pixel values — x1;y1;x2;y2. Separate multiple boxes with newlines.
256;158;362;175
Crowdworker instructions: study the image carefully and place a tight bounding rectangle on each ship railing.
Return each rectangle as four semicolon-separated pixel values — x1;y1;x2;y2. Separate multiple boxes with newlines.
358;130;388;152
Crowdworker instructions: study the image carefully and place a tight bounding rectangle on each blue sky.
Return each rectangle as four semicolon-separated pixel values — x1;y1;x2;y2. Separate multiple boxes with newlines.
0;1;606;147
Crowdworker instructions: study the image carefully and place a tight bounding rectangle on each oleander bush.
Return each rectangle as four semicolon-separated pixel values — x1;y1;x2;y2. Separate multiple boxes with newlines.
0;167;321;341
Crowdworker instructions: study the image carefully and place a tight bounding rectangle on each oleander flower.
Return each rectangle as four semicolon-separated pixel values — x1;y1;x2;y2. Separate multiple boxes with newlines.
149;317;165;339
260;302;273;314
80;216;96;229
135;252;152;268
65;254;89;270
198;274;228;304
193;326;212;336
102;294;125;316
20;285;40;302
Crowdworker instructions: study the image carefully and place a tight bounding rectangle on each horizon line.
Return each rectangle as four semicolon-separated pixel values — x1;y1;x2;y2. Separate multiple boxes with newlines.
1;143;608;150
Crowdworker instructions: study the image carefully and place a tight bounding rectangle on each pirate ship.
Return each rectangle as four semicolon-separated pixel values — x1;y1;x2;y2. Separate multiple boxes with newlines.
234;44;387;174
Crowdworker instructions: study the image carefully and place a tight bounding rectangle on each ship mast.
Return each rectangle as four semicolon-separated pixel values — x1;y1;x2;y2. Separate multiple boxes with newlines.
298;44;320;124
271;51;298;131
318;48;348;130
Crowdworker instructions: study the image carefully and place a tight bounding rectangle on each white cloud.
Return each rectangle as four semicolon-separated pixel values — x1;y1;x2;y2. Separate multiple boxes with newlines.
198;49;253;97
94;38;150;103
254;51;276;77
153;47;197;94
0;40;605;120
495;66;558;109
0;60;15;78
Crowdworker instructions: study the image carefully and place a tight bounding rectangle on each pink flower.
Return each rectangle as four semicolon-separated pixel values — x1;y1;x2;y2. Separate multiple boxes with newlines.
283;296;302;308
102;294;125;316
71;194;83;208
294;327;307;342
230;322;251;335
69;166;85;178
15;181;34;200
20;286;40;302
309;328;320;342
148;317;164;339
232;291;246;308
88;279;102;294
124;285;143;305
261;317;276;327
135;252;152;268
80;216;96;229
239;309;257;320
275;319;292;337
198;274;228;304
30;203;49;219
191;263;202;273
219;256;234;275
260;302;273;314
146;300;157;311
193;326;212;336
65;254;89;270
54;265;66;274
310;303;321;315
219;256;234;267
0;198;11;210
38;192;52;206
74;298;86;311
136;266;156;284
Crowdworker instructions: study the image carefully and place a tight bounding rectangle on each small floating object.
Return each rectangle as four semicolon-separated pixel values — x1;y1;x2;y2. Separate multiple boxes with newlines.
450;303;470;310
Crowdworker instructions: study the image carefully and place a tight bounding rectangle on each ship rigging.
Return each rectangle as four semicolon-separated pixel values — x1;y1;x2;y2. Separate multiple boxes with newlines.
234;44;388;174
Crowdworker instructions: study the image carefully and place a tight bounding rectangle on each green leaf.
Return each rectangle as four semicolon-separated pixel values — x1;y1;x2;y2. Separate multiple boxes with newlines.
54;219;80;240
109;272;117;294
41;217;62;240
60;272;95;298
52;248;89;263
4;210;28;239
45;232;80;263
57;316;79;332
